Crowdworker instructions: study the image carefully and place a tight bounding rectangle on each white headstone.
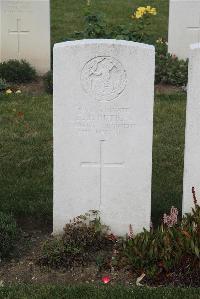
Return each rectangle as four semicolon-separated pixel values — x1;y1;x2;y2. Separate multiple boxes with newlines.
0;0;50;74
183;43;200;213
53;39;155;236
168;0;200;60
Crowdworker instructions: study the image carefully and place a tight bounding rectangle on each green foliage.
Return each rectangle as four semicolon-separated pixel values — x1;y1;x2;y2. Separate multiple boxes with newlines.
38;211;114;269
43;70;53;94
123;202;200;277
0;60;37;84
0;212;18;258
67;12;188;87
155;40;188;86
51;0;169;46
70;10;154;43
0;78;8;91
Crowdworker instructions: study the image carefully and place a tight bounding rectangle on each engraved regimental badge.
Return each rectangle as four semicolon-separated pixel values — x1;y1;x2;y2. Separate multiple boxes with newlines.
81;56;127;102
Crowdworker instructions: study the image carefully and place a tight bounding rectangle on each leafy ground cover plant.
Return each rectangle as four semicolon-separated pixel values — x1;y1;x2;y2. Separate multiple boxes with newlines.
0;212;19;259
37;188;200;286
0;60;37;84
121;188;200;285
38;211;115;269
38;193;200;286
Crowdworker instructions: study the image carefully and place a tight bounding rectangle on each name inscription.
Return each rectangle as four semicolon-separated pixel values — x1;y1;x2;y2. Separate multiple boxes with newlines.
74;106;135;135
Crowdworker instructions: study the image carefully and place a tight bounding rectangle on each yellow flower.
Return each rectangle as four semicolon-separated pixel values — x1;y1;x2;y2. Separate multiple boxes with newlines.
135;11;143;19
137;6;146;14
149;7;157;15
6;89;12;94
15;90;22;94
132;6;157;20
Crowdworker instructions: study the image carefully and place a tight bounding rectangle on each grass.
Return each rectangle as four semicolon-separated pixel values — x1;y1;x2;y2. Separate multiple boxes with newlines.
0;94;52;223
0;285;199;299
0;92;186;225
51;0;169;45
152;92;186;223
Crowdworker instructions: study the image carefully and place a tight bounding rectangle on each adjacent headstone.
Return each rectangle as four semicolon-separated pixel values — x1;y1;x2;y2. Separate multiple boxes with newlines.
168;0;200;60
0;0;50;74
183;43;200;213
53;39;155;235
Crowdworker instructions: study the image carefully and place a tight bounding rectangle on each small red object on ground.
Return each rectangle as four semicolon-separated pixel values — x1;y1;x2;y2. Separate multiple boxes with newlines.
102;276;111;284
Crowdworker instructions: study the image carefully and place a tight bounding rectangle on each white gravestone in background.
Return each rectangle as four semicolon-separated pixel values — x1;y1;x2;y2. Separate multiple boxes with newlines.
168;0;200;60
53;39;155;235
183;43;200;213
0;0;50;74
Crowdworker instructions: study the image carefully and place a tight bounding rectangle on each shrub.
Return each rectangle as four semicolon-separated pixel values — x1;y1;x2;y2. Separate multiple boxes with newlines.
0;60;37;83
43;70;53;94
71;9;155;44
0;78;8;91
68;11;188;87
0;212;18;258
38;211;115;269
155;39;188;86
122;189;200;278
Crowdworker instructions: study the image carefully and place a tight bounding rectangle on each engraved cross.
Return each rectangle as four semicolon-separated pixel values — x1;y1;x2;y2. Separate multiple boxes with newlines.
8;18;30;59
81;140;124;208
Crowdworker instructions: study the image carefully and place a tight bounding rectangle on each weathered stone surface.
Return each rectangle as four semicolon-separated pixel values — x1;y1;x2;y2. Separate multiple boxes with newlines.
183;43;200;213
0;0;50;74
53;39;155;235
168;0;200;60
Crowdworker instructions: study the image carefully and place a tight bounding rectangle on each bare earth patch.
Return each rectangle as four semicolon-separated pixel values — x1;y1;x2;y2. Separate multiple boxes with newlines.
0;229;133;286
155;84;183;94
13;78;46;96
0;227;199;287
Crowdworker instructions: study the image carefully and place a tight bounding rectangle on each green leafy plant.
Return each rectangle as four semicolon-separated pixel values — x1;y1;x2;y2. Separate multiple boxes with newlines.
43;70;53;94
38;211;115;269
72;11;153;43
0;60;37;83
0;212;19;258
122;189;200;278
67;10;188;87
155;39;188;86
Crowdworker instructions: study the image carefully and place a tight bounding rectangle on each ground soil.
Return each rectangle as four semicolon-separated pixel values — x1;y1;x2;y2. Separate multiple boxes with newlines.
155;84;184;94
1;224;199;287
10;78;46;96
0;226;134;286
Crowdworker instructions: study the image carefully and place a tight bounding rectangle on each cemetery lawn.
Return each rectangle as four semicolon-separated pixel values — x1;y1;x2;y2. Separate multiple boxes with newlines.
0;93;53;225
0;91;186;226
51;0;169;45
0;285;200;299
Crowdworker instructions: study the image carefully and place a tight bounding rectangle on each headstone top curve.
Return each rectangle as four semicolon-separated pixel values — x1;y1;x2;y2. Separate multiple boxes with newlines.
53;39;155;52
